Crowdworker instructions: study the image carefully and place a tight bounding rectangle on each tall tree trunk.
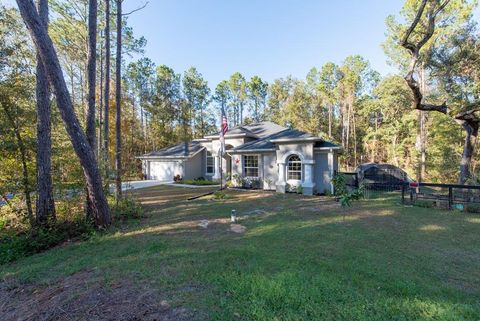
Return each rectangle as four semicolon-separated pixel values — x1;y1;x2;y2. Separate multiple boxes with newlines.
140;104;145;153
240;102;243;125
103;0;111;188
86;0;97;154
80;70;85;122
420;111;427;180
2;104;34;224
200;105;204;137
35;0;55;225
416;63;427;182
70;64;75;106
115;0;122;198
459;121;478;184
328;104;332;138
85;0;98;218
98;35;104;157
392;133;400;167
340;101;345;147
16;0;111;228
372;113;378;163
346;100;351;169
353;107;357;169
131;92;135;166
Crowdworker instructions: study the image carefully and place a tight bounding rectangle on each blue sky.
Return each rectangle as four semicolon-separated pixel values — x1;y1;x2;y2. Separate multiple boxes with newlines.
122;0;405;86
7;1;477;87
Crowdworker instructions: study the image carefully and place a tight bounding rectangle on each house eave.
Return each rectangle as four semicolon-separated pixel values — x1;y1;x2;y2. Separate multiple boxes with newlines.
135;155;187;160
136;146;205;160
204;133;258;139
229;148;276;154
269;137;321;143
313;146;343;152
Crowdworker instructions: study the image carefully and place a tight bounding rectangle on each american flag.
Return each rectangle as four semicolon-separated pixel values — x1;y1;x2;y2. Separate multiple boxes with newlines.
219;107;228;155
221;114;228;135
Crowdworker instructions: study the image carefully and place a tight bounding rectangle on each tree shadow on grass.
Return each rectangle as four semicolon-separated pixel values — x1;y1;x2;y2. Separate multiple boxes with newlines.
2;188;480;320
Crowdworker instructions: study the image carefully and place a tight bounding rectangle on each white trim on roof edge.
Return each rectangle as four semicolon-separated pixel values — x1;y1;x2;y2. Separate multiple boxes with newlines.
269;137;321;143
229;148;276;153
204;133;257;139
135;146;205;160
314;146;342;150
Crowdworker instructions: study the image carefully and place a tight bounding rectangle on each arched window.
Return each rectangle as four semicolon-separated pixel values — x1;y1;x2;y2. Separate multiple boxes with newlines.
287;155;302;181
206;151;214;175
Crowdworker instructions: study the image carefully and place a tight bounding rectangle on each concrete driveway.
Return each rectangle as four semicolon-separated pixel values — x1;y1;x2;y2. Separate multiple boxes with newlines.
110;180;170;193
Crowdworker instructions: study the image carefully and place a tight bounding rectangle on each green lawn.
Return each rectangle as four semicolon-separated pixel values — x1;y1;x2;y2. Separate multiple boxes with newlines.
2;186;480;320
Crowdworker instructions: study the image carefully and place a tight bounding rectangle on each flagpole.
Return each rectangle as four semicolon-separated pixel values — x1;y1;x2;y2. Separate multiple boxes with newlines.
219;107;223;190
220;151;223;190
219;103;228;191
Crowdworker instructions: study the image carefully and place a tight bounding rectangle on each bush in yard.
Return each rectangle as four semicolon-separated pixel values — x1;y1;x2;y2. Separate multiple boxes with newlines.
286;184;303;194
213;191;227;200
109;196;144;221
297;185;304;194
0;194;145;265
0;219;94;265
332;173;364;207
231;174;245;188
0;197;94;265
245;177;261;189
465;203;480;213
174;179;218;186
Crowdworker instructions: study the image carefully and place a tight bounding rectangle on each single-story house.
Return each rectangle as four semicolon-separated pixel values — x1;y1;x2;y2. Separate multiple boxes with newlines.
137;121;341;195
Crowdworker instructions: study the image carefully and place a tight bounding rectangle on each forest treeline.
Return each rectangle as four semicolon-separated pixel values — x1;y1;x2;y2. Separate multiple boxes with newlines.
1;0;479;228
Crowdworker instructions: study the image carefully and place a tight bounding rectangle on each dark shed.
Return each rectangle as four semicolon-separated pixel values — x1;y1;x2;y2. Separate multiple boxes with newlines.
357;163;412;184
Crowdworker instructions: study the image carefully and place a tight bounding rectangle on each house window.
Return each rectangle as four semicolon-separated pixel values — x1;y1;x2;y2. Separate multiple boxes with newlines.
243;155;259;177
206;151;214;175
287;155;302;181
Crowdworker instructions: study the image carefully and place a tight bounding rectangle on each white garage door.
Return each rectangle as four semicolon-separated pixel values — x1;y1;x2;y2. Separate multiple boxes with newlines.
148;161;182;181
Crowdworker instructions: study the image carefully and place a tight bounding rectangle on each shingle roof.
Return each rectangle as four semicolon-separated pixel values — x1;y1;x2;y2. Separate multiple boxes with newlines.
139;121;340;158
207;121;286;139
232;128;319;151
242;122;287;137
314;141;340;149
142;141;204;158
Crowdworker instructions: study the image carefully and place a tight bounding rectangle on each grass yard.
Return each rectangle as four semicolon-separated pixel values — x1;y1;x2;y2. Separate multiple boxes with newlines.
1;186;480;320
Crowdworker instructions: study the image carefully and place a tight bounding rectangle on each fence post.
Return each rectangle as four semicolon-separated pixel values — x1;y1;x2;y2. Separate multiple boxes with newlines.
448;186;453;210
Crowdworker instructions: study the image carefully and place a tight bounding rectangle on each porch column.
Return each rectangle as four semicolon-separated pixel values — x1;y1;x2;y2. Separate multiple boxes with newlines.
276;162;286;193
212;155;221;181
302;160;315;195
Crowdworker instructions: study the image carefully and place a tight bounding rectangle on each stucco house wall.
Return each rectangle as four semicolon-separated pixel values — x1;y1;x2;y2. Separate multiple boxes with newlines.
138;122;341;195
274;142;316;194
184;150;205;180
276;142;314;162
263;153;277;190
212;137;248;156
314;152;330;194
